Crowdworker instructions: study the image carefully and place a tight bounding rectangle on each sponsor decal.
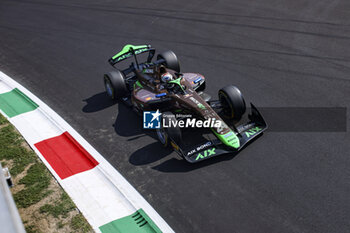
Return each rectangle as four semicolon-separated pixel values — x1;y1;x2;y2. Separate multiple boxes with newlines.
195;148;216;161
146;97;152;101
193;77;202;84
189;96;200;105
116;53;131;61
134;48;149;54
236;123;255;133
197;103;206;110
189;97;206;110
227;137;236;143
155;93;167;98
245;126;262;138
187;141;212;156
143;110;161;129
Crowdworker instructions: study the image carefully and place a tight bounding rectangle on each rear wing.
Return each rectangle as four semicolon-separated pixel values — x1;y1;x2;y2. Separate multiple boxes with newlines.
108;44;155;66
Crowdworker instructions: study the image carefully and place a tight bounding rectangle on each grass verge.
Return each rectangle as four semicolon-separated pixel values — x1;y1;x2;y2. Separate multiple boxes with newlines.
0;113;93;233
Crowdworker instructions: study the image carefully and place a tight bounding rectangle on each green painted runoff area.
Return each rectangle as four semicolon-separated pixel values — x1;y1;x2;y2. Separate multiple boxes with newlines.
99;209;162;233
0;88;38;117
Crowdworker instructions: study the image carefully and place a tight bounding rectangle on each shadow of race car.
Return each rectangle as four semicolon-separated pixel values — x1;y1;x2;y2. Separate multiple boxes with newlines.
104;44;267;163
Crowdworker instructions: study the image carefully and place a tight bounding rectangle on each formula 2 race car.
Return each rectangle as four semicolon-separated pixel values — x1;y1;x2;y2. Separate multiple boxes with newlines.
104;44;267;163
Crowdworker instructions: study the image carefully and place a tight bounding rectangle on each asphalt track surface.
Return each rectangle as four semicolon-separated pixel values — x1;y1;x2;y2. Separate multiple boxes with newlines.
1;0;350;232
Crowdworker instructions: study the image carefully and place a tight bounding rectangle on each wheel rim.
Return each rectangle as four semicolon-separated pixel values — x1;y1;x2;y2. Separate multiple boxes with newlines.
105;81;113;97
156;129;167;145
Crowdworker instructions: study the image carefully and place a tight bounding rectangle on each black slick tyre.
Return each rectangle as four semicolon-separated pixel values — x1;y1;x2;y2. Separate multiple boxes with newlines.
104;70;128;100
157;51;180;73
218;85;246;120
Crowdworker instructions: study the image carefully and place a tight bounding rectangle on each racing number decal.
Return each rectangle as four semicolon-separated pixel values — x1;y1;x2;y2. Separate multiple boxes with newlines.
195;148;216;161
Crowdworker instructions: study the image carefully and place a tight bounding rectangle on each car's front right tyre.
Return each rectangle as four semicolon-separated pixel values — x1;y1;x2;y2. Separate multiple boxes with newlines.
157;50;180;73
218;85;246;121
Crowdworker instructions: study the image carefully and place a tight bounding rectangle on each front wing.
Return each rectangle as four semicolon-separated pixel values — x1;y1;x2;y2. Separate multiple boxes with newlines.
171;103;267;163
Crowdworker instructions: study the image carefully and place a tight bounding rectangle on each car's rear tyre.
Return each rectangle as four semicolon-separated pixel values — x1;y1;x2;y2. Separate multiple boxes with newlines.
157;51;180;73
218;85;246;120
156;112;182;147
104;70;128;100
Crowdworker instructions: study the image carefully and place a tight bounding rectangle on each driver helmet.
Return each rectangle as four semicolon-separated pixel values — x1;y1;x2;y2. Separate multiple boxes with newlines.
161;72;173;83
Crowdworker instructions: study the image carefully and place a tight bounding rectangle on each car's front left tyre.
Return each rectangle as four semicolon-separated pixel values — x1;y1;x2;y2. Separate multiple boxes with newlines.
104;70;128;100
